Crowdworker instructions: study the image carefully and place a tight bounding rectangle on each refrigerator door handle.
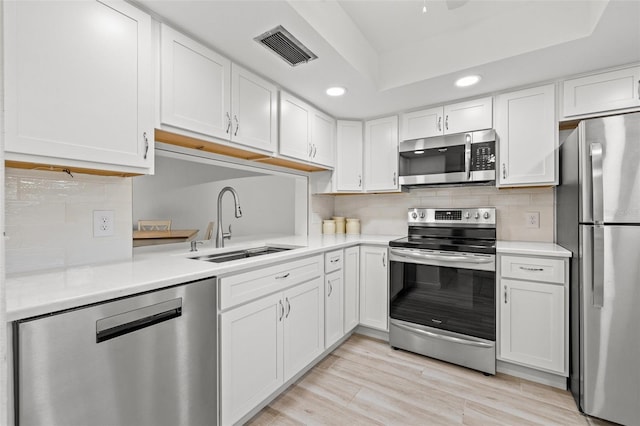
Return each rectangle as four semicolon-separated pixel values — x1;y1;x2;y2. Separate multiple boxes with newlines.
590;143;604;224
592;225;605;308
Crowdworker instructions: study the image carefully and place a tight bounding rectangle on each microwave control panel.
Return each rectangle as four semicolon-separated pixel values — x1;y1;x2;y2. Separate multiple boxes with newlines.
472;142;496;171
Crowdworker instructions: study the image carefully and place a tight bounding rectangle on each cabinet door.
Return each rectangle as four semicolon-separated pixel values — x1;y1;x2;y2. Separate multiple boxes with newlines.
161;24;231;140
283;278;324;381
444;97;493;134
563;66;640;118
311;110;336;167
500;278;565;374
220;292;283;426
230;64;277;153
359;246;389;331
336;121;364;191
364;116;399;192
496;84;556;187
400;106;444;140
279;91;311;162
325;270;344;348
4;0;153;172
344;246;360;332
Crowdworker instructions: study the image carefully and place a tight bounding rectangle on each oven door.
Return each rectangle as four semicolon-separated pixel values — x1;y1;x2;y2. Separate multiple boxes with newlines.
389;247;496;341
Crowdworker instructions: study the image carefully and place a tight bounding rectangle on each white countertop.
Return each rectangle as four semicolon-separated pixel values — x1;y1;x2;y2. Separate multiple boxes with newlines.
496;241;572;258
6;234;399;321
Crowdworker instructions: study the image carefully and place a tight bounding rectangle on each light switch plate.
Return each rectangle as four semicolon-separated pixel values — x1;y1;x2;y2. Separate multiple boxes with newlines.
94;210;115;237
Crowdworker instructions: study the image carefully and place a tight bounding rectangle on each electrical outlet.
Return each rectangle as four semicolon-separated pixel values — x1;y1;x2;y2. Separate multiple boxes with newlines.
93;210;115;237
525;211;540;229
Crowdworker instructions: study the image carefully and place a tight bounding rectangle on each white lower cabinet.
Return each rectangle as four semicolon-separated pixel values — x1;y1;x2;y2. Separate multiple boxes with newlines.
325;270;344;348
498;253;568;376
220;276;323;425
359;245;389;331
343;246;360;332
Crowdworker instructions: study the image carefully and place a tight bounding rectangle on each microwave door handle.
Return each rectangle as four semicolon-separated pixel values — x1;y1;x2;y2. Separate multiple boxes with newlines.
464;134;471;180
591;143;604;224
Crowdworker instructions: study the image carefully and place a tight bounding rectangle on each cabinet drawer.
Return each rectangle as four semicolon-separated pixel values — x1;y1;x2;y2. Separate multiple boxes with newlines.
325;249;343;273
220;255;323;310
500;255;565;284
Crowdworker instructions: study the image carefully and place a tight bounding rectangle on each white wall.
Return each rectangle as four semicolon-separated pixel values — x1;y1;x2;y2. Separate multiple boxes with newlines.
133;155;301;240
4;168;133;274
313;185;555;241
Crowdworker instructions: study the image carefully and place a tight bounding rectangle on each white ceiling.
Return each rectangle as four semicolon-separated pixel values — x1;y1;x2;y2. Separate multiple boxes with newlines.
135;0;640;120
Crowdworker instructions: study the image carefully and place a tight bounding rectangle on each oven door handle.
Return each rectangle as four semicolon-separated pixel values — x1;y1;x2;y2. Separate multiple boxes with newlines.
391;250;493;264
390;320;494;349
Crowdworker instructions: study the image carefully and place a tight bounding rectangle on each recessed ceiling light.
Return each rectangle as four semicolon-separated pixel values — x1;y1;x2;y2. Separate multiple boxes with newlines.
455;75;481;87
326;86;346;97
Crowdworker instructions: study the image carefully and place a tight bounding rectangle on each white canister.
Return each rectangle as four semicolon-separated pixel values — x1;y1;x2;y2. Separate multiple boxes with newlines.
322;219;336;234
346;218;360;234
332;216;346;234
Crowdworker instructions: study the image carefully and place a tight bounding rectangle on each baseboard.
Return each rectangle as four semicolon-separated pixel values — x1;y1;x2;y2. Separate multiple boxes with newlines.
497;360;568;389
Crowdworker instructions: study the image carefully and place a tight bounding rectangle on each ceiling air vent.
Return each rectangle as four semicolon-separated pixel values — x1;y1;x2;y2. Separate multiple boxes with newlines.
254;25;317;67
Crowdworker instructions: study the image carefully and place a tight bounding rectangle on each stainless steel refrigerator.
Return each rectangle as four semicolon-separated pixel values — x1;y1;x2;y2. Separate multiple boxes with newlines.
557;111;640;425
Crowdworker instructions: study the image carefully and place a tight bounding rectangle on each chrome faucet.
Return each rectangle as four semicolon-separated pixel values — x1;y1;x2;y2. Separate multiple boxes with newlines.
215;186;242;248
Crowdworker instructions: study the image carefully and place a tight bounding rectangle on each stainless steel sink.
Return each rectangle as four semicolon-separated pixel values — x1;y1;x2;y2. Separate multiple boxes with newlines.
190;246;292;263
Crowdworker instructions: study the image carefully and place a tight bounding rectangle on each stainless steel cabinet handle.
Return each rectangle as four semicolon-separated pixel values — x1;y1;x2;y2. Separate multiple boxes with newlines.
279;300;284;321
393;172;397;186
593;225;605;307
328;280;333;297
438;116;442;132
309;144;313;157
358;174;362;188
638;79;640;99
591;143;604;224
504;285;508;304
313;144;317;158
519;266;544;272
382;252;386;267
275;272;290;280
330;257;340;263
502;163;507;179
285;297;291;318
233;115;239;136
445;115;449;131
143;132;149;159
226;112;231;134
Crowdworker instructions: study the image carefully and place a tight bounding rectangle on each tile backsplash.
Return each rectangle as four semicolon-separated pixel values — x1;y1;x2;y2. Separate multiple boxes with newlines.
314;185;555;241
5;168;132;274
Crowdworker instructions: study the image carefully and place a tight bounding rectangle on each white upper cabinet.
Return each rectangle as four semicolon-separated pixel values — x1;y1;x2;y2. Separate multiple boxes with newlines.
496;84;557;187
364;115;399;192
230;64;278;152
4;0;153;174
161;24;231;140
279;91;311;160
562;66;640;119
310;109;336;167
336;121;364;191
400;106;443;140
399;97;492;141
161;25;277;153
444;97;493;135
280;91;335;167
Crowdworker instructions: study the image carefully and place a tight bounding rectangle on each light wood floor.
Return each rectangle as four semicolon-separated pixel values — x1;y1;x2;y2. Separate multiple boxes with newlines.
247;334;614;426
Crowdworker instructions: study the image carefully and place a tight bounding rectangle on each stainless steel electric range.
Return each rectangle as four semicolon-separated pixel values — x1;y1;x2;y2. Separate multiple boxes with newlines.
388;207;497;374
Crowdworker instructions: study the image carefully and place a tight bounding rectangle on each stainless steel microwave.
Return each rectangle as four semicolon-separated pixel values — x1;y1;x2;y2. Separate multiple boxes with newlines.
398;129;496;187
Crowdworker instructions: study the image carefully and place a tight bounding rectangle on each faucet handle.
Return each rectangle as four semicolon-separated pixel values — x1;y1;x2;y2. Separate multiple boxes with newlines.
223;224;232;240
190;240;204;252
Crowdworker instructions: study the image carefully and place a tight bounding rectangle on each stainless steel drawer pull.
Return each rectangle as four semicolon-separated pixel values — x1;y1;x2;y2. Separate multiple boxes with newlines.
330;257;340;263
275;273;290;280
328;280;333;297
96;298;182;343
519;266;544;272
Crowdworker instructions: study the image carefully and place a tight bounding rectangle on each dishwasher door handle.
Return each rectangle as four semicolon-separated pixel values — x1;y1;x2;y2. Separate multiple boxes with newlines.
96;298;182;343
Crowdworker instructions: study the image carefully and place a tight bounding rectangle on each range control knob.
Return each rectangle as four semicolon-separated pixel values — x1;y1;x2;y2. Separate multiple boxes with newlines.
474;212;480;219
464;212;471;219
483;212;490;219
419;211;426;219
411;212;418;219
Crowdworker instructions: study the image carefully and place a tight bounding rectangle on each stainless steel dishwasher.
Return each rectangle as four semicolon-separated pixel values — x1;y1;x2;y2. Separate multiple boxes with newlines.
13;277;217;426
